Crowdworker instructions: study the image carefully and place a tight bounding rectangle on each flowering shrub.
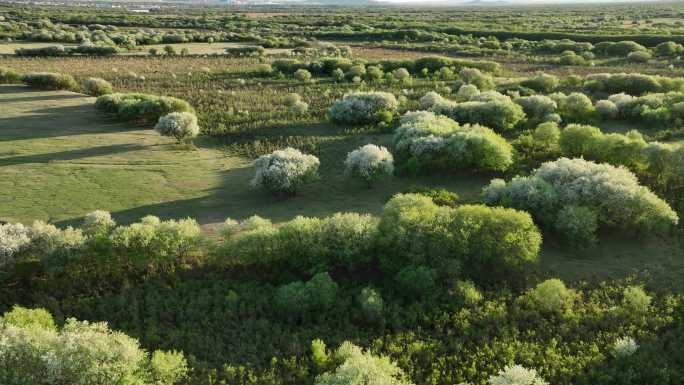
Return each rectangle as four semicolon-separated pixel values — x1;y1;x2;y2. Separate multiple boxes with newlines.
330;92;398;125
83;77;113;96
315;342;413;385
612;337;639;358
393;111;513;173
553;92;595;123
155;112;200;143
515;95;558;124
432;92;526;132
488;365;548;385
96;93;194;124
0;223;32;270
251;147;320;196
483;158;679;241
595;99;619;120
0;307;187;385
459;67;495;90
294;68;312;82
344;144;394;185
82;210;116;237
520;72;559;93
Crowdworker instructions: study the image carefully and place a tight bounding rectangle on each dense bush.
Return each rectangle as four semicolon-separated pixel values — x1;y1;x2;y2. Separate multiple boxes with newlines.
330;92;398;125
558;124;647;168
21;72;77;91
488;365;548;385
250;147;320;196
344;144;394;186
315;341;413;385
525;278;576;314
377;193;541;280
217;212;377;273
552;92;595;123
459;67;495;90
430;92;526;132
0;307;188;385
393;111;513;173
483;158;679;241
515;95;558;124
95;93;194;124
155;112;201;143
83;77;113;96
0;67;22;84
584;73;684;96
274;272;338;317
520;72;559;93
224;45;265;57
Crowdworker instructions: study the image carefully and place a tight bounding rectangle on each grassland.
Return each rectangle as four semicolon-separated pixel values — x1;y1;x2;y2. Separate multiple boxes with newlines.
0;85;488;227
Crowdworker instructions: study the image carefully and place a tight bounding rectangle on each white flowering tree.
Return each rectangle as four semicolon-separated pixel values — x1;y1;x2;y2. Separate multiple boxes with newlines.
344;144;394;186
488;365;548;385
483;157;679;242
315;341;414;385
154;112;200;143
251;147;320;196
393;111;513;173
330;92;398;125
0;306;188;385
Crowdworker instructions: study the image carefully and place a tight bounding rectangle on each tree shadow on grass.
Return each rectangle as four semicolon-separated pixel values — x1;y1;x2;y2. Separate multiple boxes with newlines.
0;104;142;142
0;143;151;166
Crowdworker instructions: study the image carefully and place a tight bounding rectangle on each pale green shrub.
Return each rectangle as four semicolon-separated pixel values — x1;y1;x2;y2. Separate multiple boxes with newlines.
330;92;398;125
315;342;413;385
83;77;113;96
527;279;576;314
488;365;548;385
344;144;394;185
155;112;200;143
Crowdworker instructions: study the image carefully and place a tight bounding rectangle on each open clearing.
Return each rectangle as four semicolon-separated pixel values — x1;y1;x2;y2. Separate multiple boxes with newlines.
0;85;487;227
1;85;681;285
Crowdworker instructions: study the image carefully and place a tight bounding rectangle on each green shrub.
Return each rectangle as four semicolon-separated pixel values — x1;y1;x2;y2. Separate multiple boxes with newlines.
21;72;78;91
526;278;576;314
0;67;22;84
330;92;398;125
83;77;113;96
95;93;194;123
358;286;384;322
395;265;437;298
315;342;414;385
274;272;339;316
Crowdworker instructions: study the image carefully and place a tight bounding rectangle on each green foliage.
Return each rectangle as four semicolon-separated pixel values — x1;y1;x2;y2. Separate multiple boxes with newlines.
0;306;56;331
526;279;576;314
395;265;437;299
358;286;384;322
83;77;113;96
21;72;78;91
274;272;339;317
95;93;194;124
315;342;414;385
0;66;22;84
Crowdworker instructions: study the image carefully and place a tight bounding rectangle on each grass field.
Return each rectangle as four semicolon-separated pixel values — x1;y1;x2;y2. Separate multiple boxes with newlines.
1;85;682;285
0;85;487;227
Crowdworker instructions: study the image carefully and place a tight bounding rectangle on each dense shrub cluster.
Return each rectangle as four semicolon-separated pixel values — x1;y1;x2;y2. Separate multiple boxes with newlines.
224;45;265;57
0;67;22;84
602;91;684;126
250;147;320;196
483;157;678;243
95;93;194;123
21;72;78;91
392;111;513;173
558;124;647;168
330;92;398;125
274;272;339;317
584;73;684;96
0;306;188;385
428;91;526;132
377;193;541;279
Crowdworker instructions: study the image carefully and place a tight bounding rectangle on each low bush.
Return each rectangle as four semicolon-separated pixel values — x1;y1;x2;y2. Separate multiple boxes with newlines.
488;364;548;385
344;144;394;186
21;72;77;91
224;45;264;57
95;93;194;124
83;77;113;96
459;67;495;90
559;124;647;168
0;67;22;84
330;92;398;125
525;279;576;314
520;72;559;93
358;287;384;322
552;92;596;123
584;73;684;96
155;112;201;143
250;147;320;196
